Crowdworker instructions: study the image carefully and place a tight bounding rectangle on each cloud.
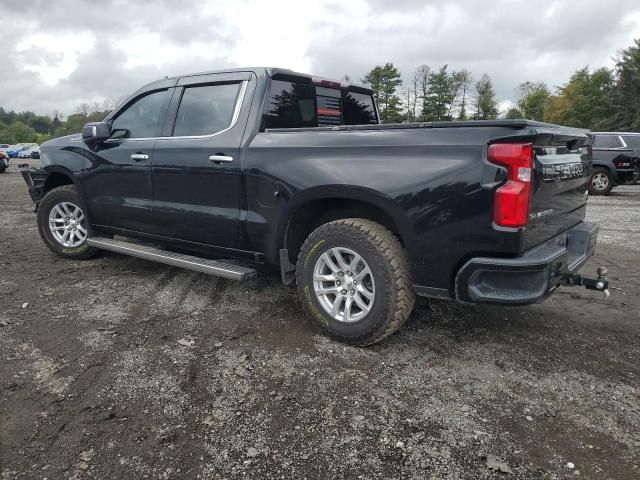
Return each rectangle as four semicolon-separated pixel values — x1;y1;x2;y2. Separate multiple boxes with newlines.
308;0;640;99
0;0;237;115
1;0;639;116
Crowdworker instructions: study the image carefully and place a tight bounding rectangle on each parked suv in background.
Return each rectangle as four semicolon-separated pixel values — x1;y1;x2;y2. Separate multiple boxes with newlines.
589;132;640;195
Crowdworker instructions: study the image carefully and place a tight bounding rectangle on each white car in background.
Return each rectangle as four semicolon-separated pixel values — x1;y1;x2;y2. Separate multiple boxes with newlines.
18;145;39;158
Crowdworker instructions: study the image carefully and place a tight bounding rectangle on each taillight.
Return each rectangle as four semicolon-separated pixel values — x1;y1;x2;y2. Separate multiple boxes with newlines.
488;143;534;228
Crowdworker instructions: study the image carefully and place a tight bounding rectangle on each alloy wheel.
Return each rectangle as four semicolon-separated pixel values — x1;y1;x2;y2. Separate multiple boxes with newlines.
48;201;88;248
312;247;375;323
591;172;609;191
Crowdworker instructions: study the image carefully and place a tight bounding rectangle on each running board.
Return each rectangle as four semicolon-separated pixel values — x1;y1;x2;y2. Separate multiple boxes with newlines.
87;237;257;281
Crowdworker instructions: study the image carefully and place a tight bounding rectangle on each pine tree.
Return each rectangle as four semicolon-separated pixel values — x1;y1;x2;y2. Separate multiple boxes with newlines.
362;63;403;123
421;65;456;121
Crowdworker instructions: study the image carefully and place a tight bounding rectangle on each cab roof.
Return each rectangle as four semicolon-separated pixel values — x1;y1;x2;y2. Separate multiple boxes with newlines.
592;131;640;135
146;67;372;94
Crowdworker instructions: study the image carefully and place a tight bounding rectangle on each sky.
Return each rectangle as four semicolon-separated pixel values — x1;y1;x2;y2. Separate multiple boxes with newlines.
1;0;640;117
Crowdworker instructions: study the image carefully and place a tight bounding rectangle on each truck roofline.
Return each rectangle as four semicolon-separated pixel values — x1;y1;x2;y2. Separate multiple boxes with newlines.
592;131;640;135
138;67;372;95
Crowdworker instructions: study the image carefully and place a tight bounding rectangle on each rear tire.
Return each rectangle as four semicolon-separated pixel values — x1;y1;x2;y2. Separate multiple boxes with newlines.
37;185;99;260
588;167;613;195
296;218;415;346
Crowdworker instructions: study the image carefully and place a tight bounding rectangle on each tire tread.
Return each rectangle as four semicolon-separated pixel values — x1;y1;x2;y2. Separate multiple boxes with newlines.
37;185;98;260
296;218;415;346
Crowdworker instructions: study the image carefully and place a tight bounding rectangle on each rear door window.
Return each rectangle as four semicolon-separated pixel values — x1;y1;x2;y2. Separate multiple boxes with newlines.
593;135;620;149
623;135;640;148
173;83;241;137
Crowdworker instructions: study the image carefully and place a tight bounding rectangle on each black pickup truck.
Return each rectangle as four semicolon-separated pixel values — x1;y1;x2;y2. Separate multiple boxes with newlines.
588;132;640;195
20;67;609;345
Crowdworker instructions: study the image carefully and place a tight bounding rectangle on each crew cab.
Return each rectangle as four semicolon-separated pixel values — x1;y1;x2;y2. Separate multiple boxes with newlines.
588;132;640;195
19;67;608;345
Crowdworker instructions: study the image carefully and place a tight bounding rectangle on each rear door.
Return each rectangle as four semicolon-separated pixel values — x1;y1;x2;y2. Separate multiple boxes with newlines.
150;72;252;248
523;133;592;250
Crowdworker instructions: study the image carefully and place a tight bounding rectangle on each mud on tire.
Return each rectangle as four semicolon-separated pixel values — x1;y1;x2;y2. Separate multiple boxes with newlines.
37;185;99;260
296;218;415;346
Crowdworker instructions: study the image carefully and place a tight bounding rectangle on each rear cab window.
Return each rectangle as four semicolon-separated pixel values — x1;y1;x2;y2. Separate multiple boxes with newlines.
262;75;378;130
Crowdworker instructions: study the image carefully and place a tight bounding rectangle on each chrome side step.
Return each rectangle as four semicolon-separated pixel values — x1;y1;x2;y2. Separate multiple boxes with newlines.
87;237;257;281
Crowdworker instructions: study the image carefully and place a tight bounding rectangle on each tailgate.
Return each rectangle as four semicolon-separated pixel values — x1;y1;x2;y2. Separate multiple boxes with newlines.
523;131;592;251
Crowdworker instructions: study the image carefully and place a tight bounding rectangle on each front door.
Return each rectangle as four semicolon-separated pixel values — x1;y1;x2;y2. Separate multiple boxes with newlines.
83;87;173;232
151;72;251;248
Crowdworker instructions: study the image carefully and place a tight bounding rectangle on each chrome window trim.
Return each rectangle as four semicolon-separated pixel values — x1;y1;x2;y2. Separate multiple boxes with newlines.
105;80;248;143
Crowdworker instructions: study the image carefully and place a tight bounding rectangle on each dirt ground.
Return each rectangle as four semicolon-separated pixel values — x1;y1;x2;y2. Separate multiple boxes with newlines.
1;159;638;480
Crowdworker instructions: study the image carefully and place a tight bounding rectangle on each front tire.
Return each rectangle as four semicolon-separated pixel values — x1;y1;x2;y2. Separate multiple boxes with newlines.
37;185;98;260
296;219;415;346
588;167;613;195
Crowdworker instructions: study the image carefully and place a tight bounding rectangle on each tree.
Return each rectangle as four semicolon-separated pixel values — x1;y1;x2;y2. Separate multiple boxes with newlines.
473;74;498;120
77;103;90;117
455;70;473;120
363;63;404;123
506;107;524;119
29;115;53;135
7;121;38;143
51;112;62;132
614;38;640;131
516;81;550;121
408;65;430;121
421;65;457;121
543;67;616;129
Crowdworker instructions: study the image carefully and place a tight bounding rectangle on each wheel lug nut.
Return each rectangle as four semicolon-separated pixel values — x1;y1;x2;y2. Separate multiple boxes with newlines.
350;289;355;295
336;281;341;286
341;289;347;295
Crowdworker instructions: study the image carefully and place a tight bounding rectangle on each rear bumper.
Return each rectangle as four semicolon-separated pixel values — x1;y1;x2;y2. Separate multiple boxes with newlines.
454;222;598;305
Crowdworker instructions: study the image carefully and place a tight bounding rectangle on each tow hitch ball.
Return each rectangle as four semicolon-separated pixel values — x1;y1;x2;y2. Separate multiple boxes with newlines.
565;267;610;299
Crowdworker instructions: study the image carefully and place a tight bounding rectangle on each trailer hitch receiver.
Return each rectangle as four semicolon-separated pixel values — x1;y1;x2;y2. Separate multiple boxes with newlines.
564;266;610;299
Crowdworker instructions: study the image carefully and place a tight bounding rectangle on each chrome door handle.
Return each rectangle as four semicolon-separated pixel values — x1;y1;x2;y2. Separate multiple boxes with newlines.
130;154;149;161
209;155;233;163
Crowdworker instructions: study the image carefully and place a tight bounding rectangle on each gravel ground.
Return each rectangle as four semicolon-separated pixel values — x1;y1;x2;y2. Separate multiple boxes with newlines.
1;160;639;479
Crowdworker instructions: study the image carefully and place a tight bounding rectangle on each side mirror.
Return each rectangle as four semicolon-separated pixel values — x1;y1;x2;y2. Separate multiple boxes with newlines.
82;122;111;147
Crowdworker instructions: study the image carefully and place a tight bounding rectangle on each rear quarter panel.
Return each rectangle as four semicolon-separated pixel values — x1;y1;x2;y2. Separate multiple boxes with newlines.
245;126;524;289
